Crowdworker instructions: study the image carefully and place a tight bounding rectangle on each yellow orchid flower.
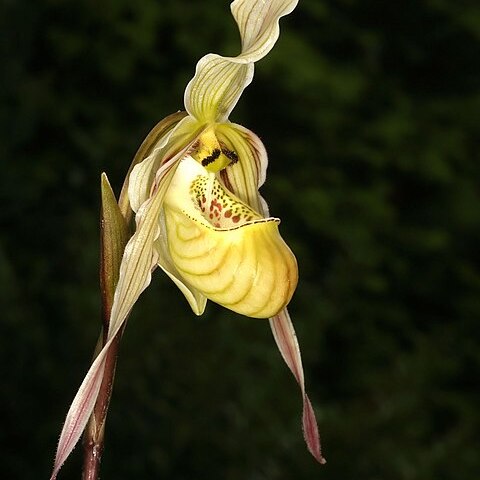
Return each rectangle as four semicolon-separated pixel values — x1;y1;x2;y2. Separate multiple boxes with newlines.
157;154;298;318
51;1;324;478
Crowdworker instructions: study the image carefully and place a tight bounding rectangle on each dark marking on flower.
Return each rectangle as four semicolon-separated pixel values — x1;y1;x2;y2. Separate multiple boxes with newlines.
220;144;239;164
189;173;262;228
201;148;221;167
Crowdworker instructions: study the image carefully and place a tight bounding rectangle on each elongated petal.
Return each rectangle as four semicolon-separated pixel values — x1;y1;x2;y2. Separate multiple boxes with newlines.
51;176;127;479
51;339;107;479
184;0;298;123
51;164;175;479
232;0;299;62
163;156;297;318
128;151;159;214
52;125;203;479
108;124;203;339
216;122;267;212
270;310;326;464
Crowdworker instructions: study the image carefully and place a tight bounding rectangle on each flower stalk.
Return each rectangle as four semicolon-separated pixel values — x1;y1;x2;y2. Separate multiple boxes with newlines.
81;174;129;479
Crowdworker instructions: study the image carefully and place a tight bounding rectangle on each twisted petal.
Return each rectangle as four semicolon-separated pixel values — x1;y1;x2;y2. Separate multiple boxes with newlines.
51;167;175;480
270;310;326;464
212;120;326;463
163;156;297;318
232;0;299;62
184;55;254;124
108;121;204;338
184;0;298;123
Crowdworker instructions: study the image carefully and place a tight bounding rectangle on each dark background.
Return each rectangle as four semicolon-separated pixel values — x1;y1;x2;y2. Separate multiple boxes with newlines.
1;0;479;479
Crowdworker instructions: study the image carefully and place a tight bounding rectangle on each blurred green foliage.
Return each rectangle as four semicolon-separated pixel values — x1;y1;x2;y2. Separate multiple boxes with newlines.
1;0;479;479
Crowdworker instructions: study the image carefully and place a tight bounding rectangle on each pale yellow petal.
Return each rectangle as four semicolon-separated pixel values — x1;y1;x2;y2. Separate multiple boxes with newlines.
184;0;297;123
232;0;299;62
129;152;158;214
107;125;203;340
107;164;174;340
119;111;188;219
216;122;267;212
184;54;253;123
128;115;201;213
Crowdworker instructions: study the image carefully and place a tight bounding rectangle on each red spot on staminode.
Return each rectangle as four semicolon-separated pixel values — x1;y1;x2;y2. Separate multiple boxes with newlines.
232;215;240;223
210;199;222;213
224;210;232;218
